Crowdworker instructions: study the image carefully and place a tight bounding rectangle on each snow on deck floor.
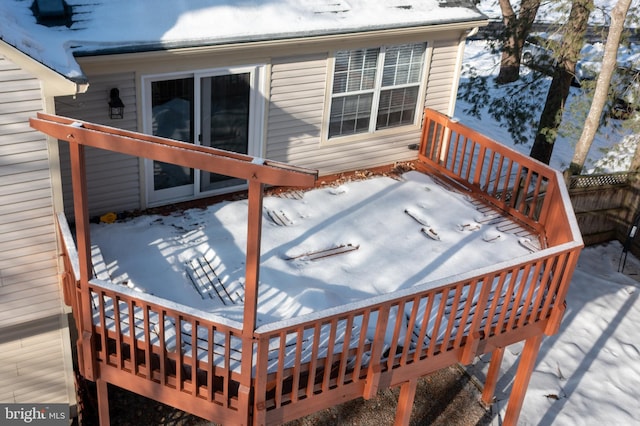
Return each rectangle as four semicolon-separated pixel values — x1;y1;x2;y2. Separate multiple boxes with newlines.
91;171;537;326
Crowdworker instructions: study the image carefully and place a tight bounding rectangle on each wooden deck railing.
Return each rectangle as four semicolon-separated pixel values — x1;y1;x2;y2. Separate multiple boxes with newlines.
58;213;251;423
251;241;579;425
51;108;582;426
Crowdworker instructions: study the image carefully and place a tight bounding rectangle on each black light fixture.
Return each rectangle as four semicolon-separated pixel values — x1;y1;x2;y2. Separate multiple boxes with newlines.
108;88;125;119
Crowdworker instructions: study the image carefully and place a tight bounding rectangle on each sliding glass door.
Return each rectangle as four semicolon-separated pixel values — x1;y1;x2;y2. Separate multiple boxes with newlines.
143;66;263;205
149;77;195;198
200;73;250;192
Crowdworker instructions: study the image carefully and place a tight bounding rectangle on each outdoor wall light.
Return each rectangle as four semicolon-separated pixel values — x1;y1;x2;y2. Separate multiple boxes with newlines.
108;88;125;119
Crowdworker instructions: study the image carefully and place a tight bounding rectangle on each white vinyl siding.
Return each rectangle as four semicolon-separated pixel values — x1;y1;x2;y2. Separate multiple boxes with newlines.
424;40;460;112
0;53;74;406
0;56;60;326
266;53;422;175
0;318;73;404
55;72;140;217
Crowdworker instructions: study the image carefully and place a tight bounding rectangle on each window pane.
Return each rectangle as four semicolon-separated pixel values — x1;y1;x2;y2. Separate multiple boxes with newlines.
382;43;425;87
376;87;419;130
200;73;250;192
151;77;195;190
333;48;379;94
409;62;422;82
347;70;362;92
333;72;347;93
334;53;349;73
329;94;373;137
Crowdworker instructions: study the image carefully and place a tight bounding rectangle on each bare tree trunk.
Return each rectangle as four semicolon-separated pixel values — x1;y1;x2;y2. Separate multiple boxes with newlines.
566;0;633;177
529;0;594;164
629;134;640;171
496;0;542;84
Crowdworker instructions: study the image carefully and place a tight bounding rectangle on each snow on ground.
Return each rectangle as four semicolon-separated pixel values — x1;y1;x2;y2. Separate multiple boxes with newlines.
469;241;640;426
455;39;640;425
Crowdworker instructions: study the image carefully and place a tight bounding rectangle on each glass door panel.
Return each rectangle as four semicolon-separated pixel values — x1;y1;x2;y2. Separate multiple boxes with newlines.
200;73;250;192
144;67;262;206
151;78;194;192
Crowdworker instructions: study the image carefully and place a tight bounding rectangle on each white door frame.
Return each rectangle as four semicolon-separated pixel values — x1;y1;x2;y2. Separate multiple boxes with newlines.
141;64;266;206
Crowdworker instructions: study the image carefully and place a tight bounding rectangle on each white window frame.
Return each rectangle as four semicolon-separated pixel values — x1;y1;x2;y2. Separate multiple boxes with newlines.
323;42;429;144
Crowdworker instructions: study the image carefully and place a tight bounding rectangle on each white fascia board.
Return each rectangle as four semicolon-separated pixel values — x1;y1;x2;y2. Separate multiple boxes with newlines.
0;39;87;97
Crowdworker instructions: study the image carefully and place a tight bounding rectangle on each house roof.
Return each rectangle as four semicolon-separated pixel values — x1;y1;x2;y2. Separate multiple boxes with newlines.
0;0;487;84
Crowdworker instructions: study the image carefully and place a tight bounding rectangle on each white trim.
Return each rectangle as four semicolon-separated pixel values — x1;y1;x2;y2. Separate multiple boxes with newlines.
141;65;266;207
418;42;434;118
322;41;429;145
0;40;86;96
448;34;468;117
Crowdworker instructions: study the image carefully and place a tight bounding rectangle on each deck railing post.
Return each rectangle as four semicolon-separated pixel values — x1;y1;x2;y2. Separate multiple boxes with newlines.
241;179;265;425
545;248;581;335
252;334;271;426
69;141;97;381
364;305;390;399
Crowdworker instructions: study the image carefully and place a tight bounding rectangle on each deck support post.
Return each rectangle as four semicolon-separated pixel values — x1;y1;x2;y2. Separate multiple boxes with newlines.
394;379;418;426
460;331;481;365
242;179;265;425
481;346;505;405
96;379;110;426
502;334;543;426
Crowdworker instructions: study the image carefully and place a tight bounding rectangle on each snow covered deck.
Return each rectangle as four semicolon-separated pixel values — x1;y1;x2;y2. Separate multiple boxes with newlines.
88;170;543;326
35;109;583;426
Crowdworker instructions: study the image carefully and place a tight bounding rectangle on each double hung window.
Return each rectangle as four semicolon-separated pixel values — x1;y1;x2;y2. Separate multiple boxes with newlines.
328;43;427;139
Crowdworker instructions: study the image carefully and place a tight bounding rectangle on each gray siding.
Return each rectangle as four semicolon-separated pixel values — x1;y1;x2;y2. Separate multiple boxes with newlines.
55;72;140;217
0;54;74;406
266;40;460;176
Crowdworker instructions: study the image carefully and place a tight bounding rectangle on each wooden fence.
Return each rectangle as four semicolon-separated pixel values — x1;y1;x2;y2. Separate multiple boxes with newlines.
568;172;640;250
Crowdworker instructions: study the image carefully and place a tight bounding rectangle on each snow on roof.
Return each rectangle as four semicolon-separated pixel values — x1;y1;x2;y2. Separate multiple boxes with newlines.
0;0;486;82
